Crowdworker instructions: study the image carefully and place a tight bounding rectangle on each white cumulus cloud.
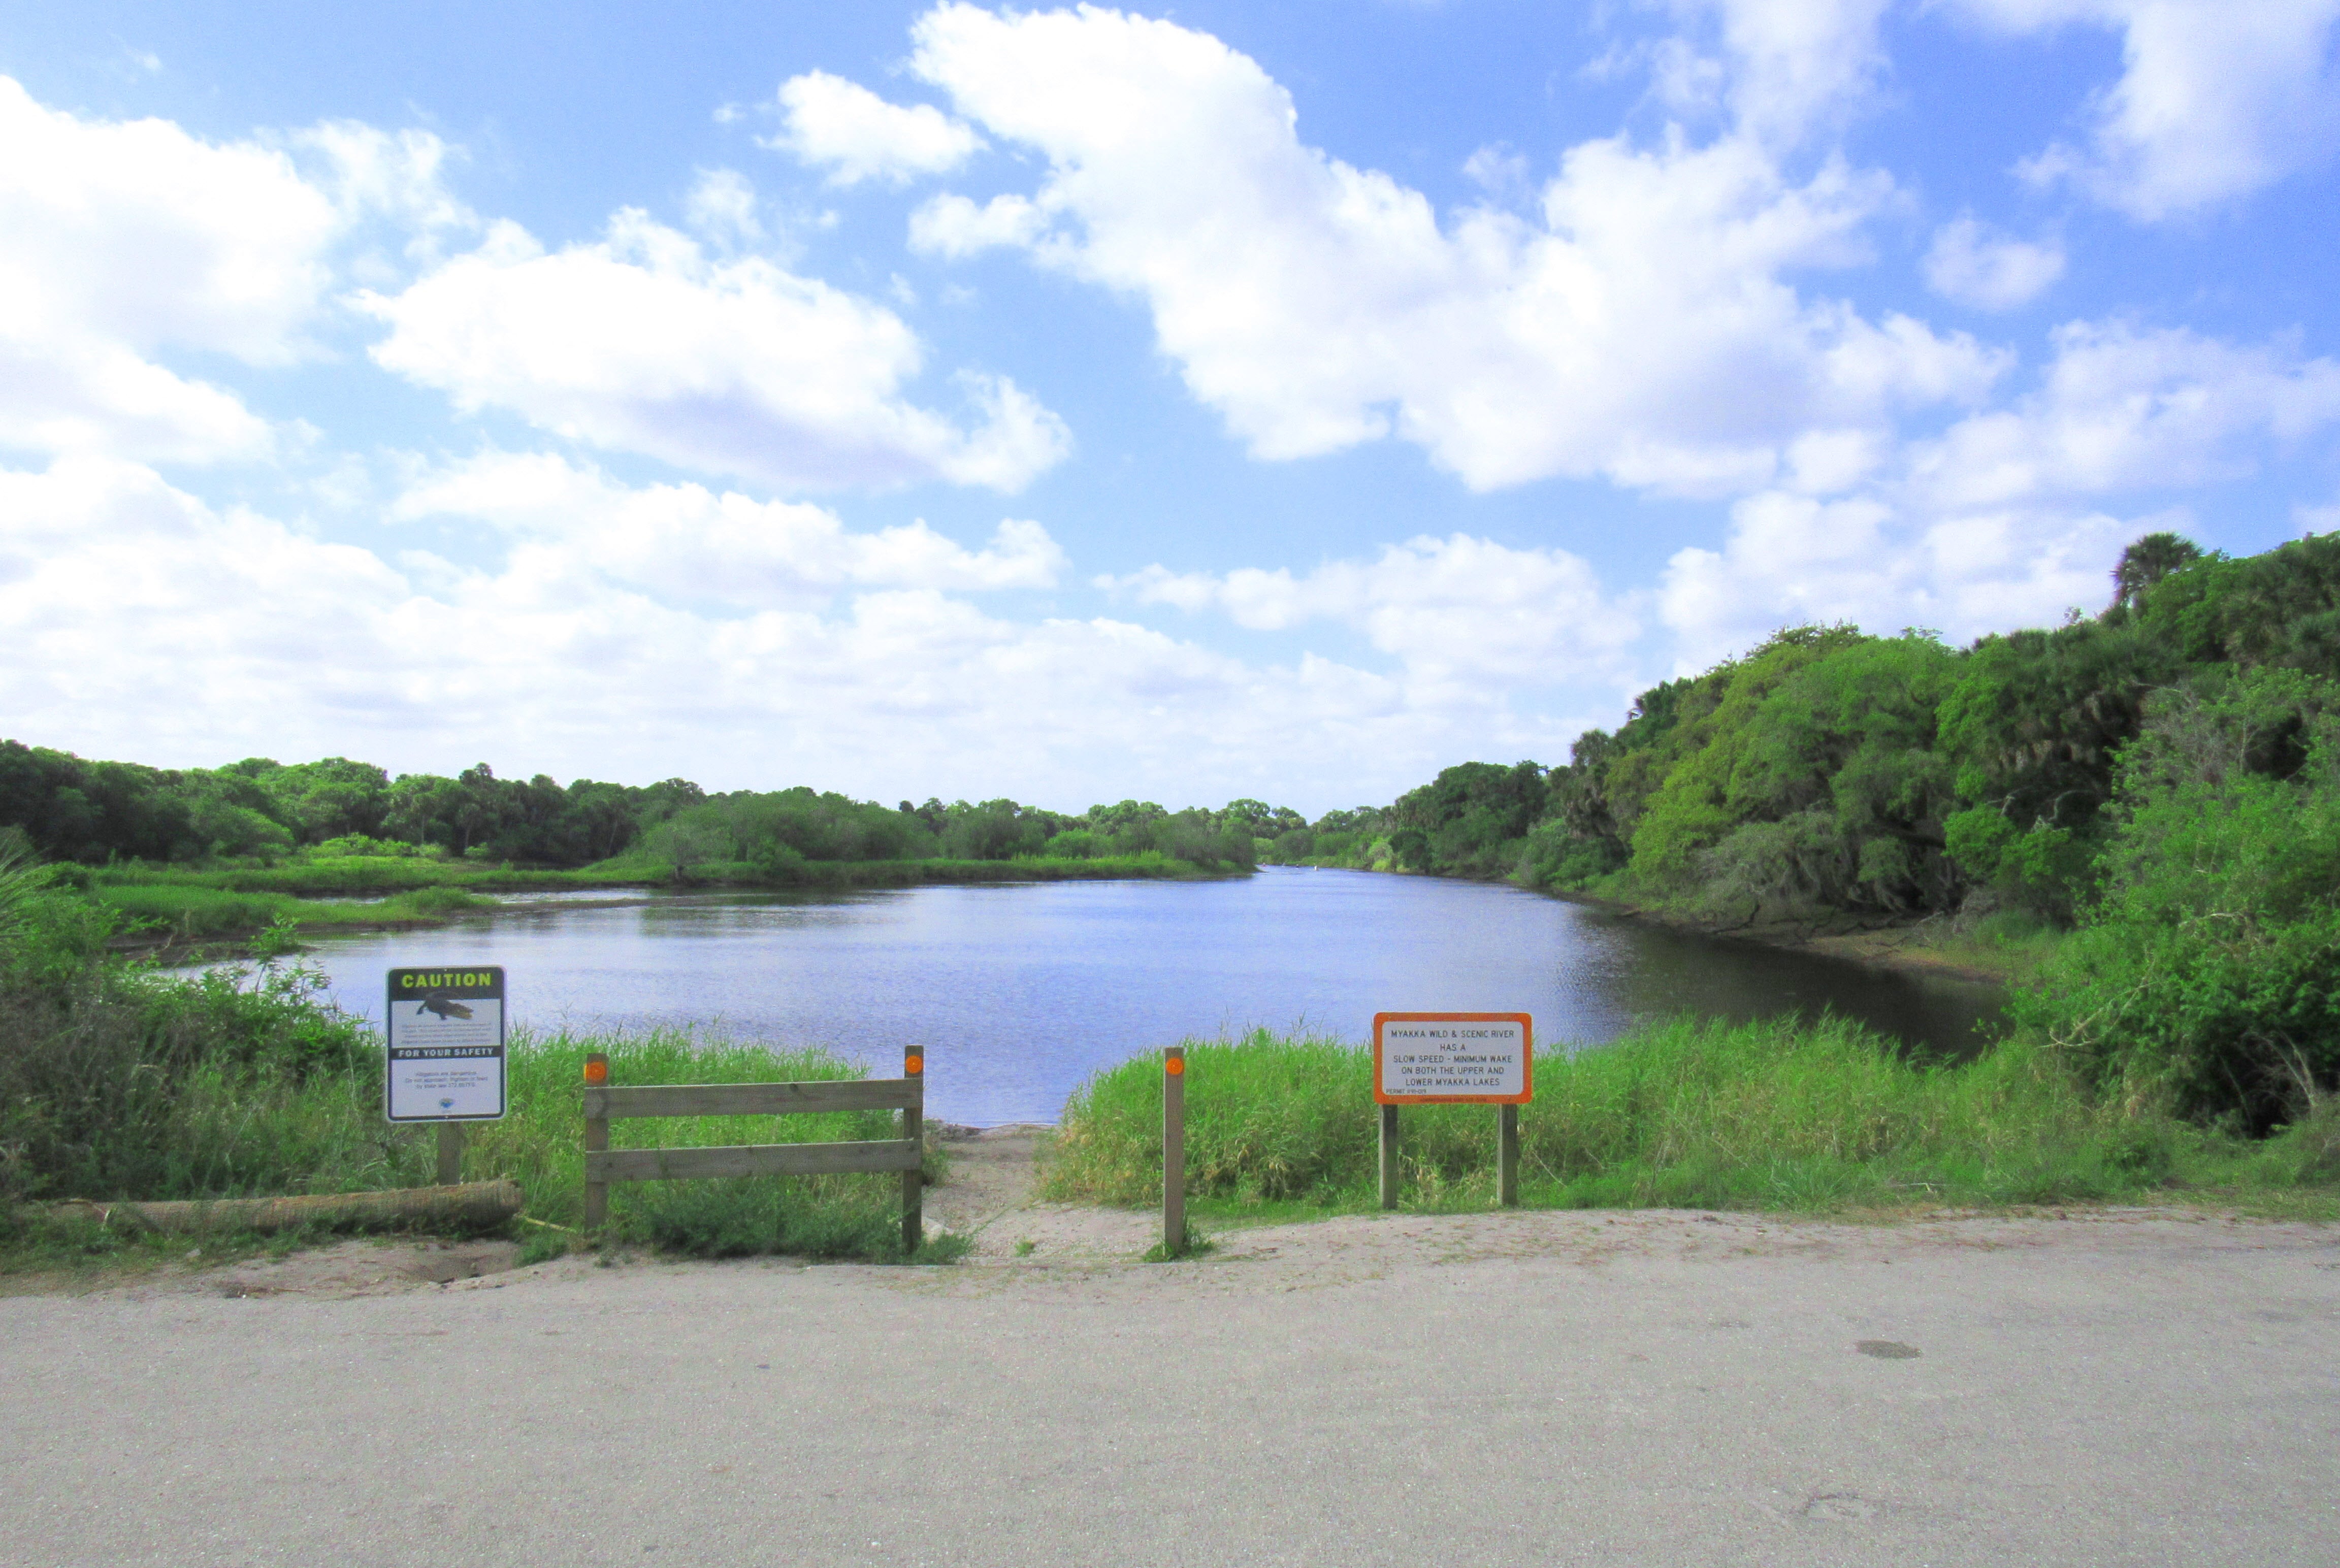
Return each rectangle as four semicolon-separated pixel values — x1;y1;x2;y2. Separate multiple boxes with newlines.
0;455;1579;809
1660;317;2340;670
1106;534;1642;694
1659;488;2133;672
683;168;763;246
770;70;985;186
1909;321;2340;510
1648;0;1895;146
359;209;1070;493
901;4;2000;496
1948;0;2340;219
0;78;326;463
0;79;470;466
393;449;1069;605
1923;217;2065;310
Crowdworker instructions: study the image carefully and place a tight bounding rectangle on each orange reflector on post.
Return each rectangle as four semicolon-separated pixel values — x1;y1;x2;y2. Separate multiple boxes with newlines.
904;1050;924;1077
1165;1055;1184;1075
583;1055;608;1086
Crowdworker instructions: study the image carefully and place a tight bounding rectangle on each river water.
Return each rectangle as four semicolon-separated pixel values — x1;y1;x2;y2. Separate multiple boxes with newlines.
291;867;2003;1126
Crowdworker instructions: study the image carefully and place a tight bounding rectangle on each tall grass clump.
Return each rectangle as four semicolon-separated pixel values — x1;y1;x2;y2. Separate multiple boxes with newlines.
2;843;955;1262
1;838;396;1207
1042;1017;2317;1215
3;1011;954;1262
473;1028;958;1262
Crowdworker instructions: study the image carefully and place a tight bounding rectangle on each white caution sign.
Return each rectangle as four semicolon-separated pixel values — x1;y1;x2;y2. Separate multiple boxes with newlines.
385;966;507;1122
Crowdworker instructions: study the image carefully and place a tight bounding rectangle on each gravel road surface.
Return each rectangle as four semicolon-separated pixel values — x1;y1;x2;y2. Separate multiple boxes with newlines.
6;1196;2336;1567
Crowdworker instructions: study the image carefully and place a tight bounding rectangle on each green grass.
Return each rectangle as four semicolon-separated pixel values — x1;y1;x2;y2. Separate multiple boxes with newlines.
90;880;502;939
80;852;1234;946
629;851;1234;888
1;1018;965;1274
465;1029;962;1262
1042;1019;2340;1218
90;857;596;897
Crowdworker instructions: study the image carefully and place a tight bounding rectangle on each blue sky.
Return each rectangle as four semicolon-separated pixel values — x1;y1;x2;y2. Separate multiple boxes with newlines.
4;1;2337;814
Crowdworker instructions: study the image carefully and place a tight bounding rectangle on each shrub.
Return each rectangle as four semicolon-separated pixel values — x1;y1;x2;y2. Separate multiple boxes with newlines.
2013;672;2340;1129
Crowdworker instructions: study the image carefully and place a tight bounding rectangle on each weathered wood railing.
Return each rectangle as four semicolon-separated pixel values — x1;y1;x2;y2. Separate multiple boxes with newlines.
580;1048;926;1252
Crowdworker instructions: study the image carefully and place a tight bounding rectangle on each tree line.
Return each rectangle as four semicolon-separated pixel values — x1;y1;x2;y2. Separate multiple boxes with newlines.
0;746;1261;872
1276;531;2340;1131
1276;530;2292;920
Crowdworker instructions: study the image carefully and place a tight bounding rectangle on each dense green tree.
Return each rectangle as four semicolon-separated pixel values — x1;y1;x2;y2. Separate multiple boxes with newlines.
2127;531;2340;676
256;758;392;843
2109;531;2204;610
1388;761;1546;876
1217;799;1305;839
0;742;195;861
1626;626;1867;879
2014;670;2340;1128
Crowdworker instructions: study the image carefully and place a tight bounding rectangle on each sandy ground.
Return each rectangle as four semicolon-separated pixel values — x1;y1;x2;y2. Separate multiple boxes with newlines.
7;1134;2339;1566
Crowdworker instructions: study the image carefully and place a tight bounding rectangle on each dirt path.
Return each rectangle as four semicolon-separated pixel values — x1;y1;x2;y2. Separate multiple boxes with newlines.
923;1124;1162;1264
20;1129;2327;1304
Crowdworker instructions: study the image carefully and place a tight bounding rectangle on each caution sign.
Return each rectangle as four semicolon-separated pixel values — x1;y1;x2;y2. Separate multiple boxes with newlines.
1373;1012;1533;1105
385;966;507;1122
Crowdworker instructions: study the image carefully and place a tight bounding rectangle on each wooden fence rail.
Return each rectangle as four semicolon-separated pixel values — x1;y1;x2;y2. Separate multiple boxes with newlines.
581;1048;926;1253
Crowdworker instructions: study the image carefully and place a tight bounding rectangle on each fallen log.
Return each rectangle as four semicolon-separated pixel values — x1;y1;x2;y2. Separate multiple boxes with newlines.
26;1180;524;1235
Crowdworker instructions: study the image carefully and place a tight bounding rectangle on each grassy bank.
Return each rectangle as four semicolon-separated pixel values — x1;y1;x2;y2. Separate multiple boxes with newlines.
84;850;1236;952
1043;1021;2340;1220
1578;890;2068;987
96;849;1230;898
92;881;501;943
599;850;1236;890
1;953;960;1274
91;858;595;897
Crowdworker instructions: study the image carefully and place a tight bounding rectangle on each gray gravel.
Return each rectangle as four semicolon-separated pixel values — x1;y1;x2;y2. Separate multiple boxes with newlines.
5;1207;2337;1567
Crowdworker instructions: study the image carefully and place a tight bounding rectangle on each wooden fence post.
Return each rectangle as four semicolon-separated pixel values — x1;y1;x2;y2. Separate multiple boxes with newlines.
1379;1103;1400;1210
1163;1046;1186;1256
582;1053;609;1229
1498;1103;1519;1207
435;1121;464;1187
902;1047;925;1257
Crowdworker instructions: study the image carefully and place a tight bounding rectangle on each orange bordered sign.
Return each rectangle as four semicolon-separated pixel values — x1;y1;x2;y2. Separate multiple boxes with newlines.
1373;1012;1533;1105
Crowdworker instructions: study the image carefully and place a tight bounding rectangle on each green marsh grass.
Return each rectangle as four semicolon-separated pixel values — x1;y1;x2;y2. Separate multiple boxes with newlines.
1042;1018;2340;1218
90;858;584;898
631;852;1227;889
91;880;503;940
1;980;963;1271
82;852;1226;949
473;1028;961;1263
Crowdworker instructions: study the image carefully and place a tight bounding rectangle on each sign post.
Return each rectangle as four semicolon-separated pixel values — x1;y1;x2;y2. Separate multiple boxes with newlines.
385;967;508;1185
1163;1046;1186;1257
902;1045;925;1257
1372;1012;1533;1211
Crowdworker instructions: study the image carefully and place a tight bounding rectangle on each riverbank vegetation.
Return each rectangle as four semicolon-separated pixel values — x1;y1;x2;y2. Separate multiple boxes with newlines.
1044;1025;2340;1221
0;852;959;1270
0;738;1264;949
1253;533;2340;1135
0;744;1258;882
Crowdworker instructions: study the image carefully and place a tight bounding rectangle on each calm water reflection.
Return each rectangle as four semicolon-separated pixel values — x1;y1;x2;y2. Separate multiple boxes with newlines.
298;867;2001;1126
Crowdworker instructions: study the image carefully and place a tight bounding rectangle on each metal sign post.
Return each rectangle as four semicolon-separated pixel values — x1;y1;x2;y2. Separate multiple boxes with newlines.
1372;1012;1533;1210
385;966;508;1184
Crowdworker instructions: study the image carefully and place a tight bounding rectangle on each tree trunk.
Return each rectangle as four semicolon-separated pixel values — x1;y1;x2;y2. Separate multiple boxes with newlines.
25;1180;524;1235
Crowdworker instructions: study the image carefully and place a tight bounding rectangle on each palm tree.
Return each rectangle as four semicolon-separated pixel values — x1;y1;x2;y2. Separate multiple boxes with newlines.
2111;532;2204;610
